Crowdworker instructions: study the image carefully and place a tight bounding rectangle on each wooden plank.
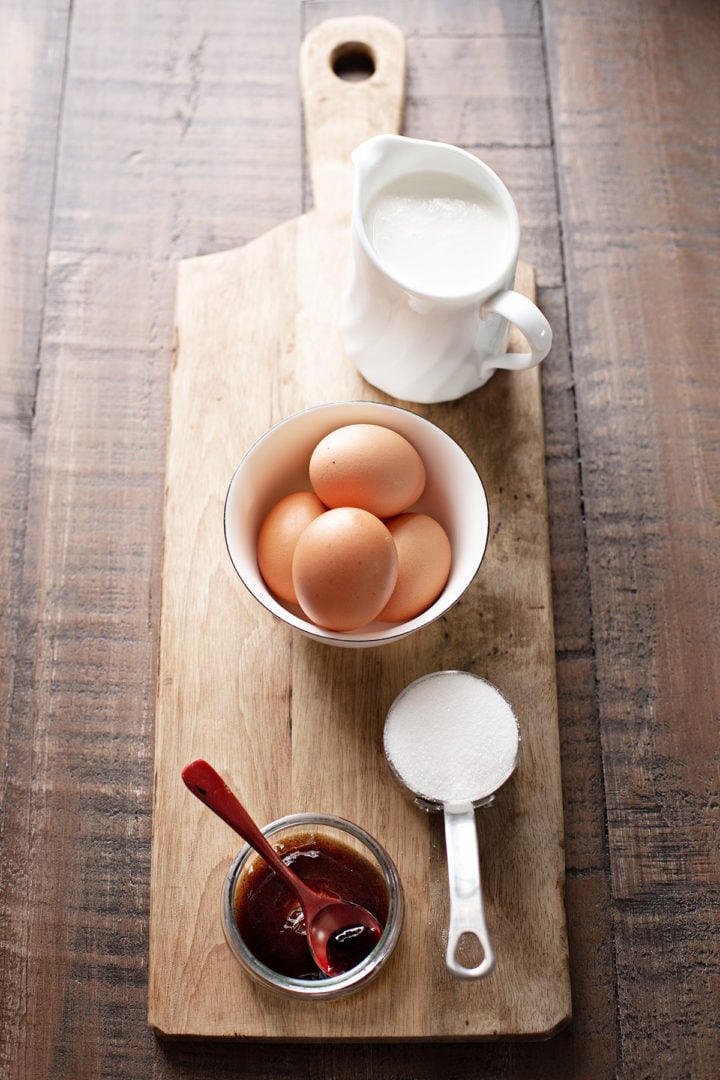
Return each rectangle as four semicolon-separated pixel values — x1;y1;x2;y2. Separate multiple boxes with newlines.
0;2;302;1078
0;1;69;420
305;0;542;37
0;4;72;1077
402;34;551;148
0;0;70;709
149;14;570;1040
545;0;720;1075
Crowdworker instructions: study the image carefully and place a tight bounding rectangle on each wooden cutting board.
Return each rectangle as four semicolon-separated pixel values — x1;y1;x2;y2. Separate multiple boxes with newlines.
148;15;571;1040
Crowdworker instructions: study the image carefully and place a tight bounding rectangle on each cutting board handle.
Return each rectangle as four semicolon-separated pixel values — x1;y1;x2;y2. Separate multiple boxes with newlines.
300;16;407;216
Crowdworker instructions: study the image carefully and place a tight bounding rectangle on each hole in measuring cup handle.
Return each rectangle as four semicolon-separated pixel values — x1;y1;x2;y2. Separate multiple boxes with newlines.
447;928;496;980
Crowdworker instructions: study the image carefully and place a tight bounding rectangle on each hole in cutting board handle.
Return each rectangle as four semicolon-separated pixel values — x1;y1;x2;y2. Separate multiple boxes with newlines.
331;41;376;81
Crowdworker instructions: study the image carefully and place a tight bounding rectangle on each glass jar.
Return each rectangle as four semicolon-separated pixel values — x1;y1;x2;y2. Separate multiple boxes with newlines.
222;812;404;999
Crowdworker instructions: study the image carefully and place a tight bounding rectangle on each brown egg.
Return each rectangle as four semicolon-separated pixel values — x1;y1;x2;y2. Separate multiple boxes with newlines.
377;513;452;622
309;424;426;519
256;491;326;603
292;507;398;631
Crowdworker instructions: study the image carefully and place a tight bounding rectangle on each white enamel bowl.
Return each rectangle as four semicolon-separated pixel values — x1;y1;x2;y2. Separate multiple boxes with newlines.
224;400;489;647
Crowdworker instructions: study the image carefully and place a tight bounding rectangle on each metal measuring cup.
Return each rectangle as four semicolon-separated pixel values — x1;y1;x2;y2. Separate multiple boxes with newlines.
383;670;520;979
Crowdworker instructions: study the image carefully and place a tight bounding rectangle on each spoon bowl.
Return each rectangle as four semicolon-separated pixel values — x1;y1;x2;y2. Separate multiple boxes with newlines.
182;759;383;977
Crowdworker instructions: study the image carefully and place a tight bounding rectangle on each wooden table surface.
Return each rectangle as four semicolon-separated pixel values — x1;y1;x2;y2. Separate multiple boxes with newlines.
1;1;718;1077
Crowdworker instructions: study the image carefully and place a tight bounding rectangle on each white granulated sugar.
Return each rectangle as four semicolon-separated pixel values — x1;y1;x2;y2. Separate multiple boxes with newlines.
384;672;519;803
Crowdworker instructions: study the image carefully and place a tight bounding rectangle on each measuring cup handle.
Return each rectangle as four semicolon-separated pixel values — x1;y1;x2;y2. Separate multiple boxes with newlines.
299;16;407;215
443;803;496;979
481;287;552;373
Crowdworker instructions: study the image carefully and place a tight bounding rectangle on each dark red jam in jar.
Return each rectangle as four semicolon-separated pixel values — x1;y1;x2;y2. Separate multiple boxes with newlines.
233;831;389;979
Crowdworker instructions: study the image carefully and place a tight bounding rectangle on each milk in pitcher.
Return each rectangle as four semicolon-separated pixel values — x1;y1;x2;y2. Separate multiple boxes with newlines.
363;171;512;297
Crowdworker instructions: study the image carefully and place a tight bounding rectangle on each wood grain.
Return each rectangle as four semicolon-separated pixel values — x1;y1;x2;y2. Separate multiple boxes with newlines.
545;0;720;1075
148;15;570;1041
3;0;718;1075
1;2;303;1077
0;4;73;1077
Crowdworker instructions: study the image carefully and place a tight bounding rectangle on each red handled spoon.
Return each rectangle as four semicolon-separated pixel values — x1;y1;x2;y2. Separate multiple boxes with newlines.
182;759;383;977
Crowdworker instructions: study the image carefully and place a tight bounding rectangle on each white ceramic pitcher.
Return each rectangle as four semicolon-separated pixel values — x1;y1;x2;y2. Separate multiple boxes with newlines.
341;135;552;404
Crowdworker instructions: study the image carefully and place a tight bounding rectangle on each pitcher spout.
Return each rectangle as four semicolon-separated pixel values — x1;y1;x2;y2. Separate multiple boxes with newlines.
351;133;404;182
351;133;466;203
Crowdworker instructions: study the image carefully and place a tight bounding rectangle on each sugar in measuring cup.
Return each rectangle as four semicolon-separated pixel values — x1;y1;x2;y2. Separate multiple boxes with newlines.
384;670;520;978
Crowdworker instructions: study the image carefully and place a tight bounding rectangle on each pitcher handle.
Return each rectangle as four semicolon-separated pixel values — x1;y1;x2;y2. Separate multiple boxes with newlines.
481;288;552;372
